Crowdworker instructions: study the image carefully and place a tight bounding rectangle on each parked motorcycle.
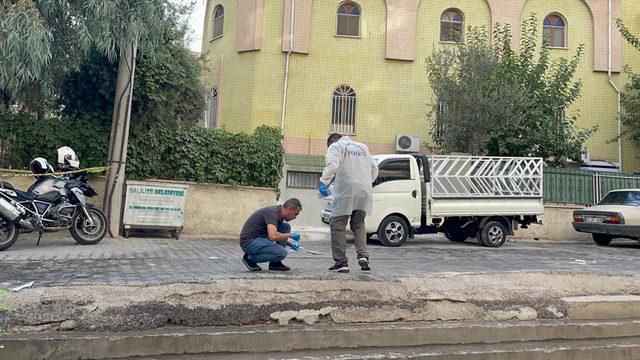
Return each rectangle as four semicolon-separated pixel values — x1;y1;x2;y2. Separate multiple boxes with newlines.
0;149;107;251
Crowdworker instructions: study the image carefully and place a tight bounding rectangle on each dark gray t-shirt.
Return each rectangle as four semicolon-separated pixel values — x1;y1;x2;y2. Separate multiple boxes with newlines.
239;205;282;247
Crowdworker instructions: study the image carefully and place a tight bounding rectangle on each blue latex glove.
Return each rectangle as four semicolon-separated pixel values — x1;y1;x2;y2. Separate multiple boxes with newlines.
319;183;329;197
290;231;301;241
288;241;300;251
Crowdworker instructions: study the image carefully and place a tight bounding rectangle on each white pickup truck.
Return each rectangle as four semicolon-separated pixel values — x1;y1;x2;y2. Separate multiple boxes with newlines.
321;154;543;247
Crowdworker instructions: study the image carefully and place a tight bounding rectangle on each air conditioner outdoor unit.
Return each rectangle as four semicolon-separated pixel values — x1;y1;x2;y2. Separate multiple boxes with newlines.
580;148;591;162
395;134;420;153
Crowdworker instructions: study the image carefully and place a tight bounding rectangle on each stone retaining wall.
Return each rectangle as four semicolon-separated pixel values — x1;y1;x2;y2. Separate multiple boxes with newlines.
0;170;277;236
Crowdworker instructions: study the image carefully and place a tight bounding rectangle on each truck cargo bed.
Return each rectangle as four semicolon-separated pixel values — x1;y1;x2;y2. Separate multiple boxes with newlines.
429;155;543;198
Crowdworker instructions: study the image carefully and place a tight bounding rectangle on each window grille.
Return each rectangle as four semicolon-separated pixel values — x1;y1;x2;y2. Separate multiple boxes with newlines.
287;171;321;189
331;85;356;134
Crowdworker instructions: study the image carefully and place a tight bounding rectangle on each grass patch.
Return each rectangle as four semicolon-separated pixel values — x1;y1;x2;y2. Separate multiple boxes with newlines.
0;288;7;311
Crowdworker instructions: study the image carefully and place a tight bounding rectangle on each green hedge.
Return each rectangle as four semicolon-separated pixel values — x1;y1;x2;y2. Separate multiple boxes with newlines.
127;125;284;188
0;112;111;169
0;111;284;188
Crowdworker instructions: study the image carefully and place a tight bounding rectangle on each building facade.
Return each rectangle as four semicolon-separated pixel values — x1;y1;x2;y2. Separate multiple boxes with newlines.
201;0;640;195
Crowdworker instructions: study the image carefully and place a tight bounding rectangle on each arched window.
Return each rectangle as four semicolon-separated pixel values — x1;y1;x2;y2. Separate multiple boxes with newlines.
331;85;356;134
205;87;218;129
337;2;360;37
543;13;566;48
212;5;224;39
440;9;464;43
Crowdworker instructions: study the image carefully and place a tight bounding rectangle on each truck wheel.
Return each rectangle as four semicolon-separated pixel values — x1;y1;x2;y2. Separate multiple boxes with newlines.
377;215;408;247
444;231;468;242
478;221;507;247
592;233;612;246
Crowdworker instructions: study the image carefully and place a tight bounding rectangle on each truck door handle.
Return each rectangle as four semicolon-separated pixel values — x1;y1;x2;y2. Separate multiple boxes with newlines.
412;190;417;198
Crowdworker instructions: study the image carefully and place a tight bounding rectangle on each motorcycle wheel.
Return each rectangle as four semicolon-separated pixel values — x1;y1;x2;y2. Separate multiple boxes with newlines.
70;207;107;245
0;219;18;251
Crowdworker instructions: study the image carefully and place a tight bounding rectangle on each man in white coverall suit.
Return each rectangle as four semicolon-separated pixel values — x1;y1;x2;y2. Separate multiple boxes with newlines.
319;133;378;273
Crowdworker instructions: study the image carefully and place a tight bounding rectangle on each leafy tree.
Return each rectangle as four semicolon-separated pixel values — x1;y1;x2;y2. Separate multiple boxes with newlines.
0;1;203;168
1;1;208;235
59;10;205;130
426;14;595;165
0;0;171;115
616;19;640;146
617;19;640;50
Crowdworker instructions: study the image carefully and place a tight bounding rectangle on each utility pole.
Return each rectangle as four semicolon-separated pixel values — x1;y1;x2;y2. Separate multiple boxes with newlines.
104;42;137;238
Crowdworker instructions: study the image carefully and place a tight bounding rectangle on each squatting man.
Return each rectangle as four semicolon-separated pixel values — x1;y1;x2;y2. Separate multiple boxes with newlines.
239;198;302;271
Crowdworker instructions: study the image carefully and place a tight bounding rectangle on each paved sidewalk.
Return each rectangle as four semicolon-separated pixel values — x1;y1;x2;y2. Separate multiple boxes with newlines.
2;232;640;337
1;232;638;289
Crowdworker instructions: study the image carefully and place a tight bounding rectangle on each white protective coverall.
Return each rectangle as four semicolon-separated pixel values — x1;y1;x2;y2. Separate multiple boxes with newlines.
320;137;379;217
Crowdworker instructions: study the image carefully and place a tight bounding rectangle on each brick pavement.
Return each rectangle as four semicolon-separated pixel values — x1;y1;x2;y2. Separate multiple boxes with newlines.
0;232;639;290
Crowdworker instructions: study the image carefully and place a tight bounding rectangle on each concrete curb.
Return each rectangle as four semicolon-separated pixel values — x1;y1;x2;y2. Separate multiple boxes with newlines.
2;319;640;360
4;274;640;334
209;337;640;360
563;295;640;320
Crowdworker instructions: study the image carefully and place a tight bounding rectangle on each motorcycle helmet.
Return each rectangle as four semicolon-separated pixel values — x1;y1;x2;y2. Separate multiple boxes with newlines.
57;146;80;170
30;157;54;174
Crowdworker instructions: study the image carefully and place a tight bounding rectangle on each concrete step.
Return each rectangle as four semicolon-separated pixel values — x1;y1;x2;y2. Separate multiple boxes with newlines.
130;337;640;360
563;295;640;320
3;319;640;360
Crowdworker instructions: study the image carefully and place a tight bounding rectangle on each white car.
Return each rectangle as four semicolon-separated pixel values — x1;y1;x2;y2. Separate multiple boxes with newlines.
572;189;640;245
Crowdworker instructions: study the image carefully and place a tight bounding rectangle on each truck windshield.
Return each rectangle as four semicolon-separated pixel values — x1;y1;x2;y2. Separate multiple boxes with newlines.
374;159;411;186
598;191;640;206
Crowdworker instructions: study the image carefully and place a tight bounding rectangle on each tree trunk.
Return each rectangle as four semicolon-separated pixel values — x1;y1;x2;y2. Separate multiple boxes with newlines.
0;89;11;109
103;42;137;238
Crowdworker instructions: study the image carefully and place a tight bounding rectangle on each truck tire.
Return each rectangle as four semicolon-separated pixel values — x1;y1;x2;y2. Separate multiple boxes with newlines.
477;220;507;247
444;231;468;242
592;233;612;246
377;215;408;247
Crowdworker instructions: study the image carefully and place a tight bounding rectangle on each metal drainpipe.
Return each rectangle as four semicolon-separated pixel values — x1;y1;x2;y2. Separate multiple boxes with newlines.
608;0;622;171
280;0;296;136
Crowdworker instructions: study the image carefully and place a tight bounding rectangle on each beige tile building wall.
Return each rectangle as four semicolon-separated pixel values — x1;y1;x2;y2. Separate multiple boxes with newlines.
202;0;639;172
